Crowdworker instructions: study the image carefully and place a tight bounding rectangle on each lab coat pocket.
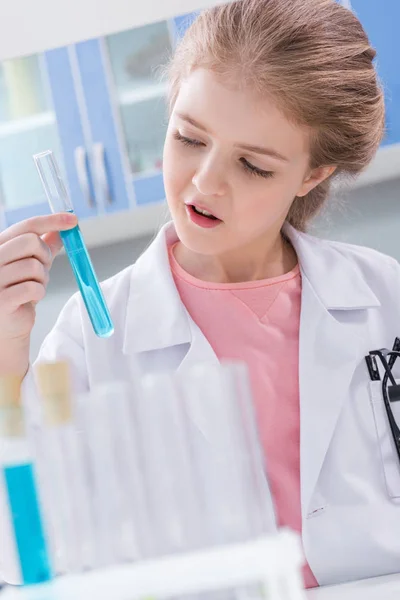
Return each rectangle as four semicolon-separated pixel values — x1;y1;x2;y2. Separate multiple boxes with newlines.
369;380;400;499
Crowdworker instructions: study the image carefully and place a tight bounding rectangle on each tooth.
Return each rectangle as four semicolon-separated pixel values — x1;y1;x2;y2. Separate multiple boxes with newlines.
197;207;213;216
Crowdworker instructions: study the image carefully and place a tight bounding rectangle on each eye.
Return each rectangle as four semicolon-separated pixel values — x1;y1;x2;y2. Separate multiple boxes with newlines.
173;131;204;147
173;131;274;179
240;157;274;179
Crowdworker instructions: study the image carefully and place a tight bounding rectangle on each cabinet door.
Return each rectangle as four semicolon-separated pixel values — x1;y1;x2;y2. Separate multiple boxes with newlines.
0;54;66;228
351;0;400;147
44;46;98;220
76;13;197;210
74;40;131;214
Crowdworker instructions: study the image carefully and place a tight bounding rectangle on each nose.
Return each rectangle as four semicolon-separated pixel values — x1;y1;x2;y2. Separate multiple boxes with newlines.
192;154;227;197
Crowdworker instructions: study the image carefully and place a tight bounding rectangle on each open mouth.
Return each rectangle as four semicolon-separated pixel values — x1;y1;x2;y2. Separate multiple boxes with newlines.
190;205;219;221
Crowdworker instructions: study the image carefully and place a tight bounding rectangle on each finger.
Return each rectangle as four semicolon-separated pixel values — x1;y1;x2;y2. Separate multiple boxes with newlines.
41;231;63;262
0;281;46;312
0;258;49;290
0;212;77;246
0;234;53;269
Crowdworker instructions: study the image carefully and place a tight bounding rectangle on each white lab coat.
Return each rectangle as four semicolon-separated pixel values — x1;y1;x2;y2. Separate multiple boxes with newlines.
2;220;400;586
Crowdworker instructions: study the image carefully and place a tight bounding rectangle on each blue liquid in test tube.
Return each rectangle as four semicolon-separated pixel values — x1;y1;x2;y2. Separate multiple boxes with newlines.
4;463;52;584
33;150;114;338
0;398;52;585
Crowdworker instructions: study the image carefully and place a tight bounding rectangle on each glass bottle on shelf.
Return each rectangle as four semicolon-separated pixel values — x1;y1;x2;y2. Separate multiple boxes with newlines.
2;56;46;121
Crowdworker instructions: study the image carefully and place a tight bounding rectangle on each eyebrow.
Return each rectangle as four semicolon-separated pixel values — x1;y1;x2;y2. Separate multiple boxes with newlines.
175;111;290;163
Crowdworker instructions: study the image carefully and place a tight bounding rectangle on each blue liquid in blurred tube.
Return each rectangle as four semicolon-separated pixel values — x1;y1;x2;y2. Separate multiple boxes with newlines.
4;463;52;584
33;150;114;338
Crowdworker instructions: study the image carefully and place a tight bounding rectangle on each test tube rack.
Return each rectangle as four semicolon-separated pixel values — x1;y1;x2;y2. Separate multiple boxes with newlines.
1;530;306;600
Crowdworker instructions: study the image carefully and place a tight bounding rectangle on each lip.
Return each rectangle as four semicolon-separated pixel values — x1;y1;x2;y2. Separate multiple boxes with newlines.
184;201;222;221
185;204;222;229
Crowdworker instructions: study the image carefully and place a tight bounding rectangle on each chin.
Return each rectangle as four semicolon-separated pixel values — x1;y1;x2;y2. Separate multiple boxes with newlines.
173;214;228;256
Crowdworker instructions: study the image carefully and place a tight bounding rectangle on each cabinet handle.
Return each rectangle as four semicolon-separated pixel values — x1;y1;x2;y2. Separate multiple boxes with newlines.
74;146;94;207
93;142;112;205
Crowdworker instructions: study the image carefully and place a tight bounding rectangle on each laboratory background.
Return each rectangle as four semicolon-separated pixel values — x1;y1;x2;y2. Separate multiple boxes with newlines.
0;0;399;598
0;0;396;356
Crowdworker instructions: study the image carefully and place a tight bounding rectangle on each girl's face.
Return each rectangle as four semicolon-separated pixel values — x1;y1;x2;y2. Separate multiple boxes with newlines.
163;68;333;256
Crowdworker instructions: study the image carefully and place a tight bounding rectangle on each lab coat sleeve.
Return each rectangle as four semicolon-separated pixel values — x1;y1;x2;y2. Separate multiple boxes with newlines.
32;291;89;393
20;291;88;422
0;292;87;584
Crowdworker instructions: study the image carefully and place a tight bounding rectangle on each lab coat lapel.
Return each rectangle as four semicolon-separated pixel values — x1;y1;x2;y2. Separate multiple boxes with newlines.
298;274;364;517
177;320;219;372
283;223;381;517
122;220;223;369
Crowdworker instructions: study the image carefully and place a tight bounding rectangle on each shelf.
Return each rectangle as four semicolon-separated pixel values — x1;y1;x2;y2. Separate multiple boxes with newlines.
0;112;55;138
132;166;163;180
79;201;170;249
0;532;304;600
119;82;168;106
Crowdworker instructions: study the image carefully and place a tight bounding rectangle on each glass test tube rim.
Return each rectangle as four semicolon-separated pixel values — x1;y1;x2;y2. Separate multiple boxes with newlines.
33;150;73;214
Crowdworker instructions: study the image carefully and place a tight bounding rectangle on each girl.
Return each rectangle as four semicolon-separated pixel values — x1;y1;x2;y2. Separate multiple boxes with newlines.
0;0;397;588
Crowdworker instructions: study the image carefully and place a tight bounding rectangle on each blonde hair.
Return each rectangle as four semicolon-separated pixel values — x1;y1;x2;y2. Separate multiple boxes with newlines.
165;0;385;231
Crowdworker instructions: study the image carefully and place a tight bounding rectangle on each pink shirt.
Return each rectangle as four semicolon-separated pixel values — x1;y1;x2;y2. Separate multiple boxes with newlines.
169;244;318;589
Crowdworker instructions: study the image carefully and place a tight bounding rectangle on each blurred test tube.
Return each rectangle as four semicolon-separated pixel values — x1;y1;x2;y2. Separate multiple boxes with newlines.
94;380;152;561
179;361;274;547
135;371;205;557
35;361;96;573
74;386;128;568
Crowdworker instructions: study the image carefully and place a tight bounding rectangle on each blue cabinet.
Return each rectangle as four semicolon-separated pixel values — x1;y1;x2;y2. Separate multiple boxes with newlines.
0;54;65;228
90;15;197;208
0;48;99;228
0;12;196;231
44;47;97;221
74;40;131;213
351;0;400;148
0;5;397;232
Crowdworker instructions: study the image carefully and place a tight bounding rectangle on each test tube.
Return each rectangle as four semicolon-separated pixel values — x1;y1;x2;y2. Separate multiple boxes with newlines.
32;150;114;338
179;361;273;547
94;381;153;561
0;375;52;585
223;361;277;536
74;386;130;567
35;361;96;573
135;372;205;556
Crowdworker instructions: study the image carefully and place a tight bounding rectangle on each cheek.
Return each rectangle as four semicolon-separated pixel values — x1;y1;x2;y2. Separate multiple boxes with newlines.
233;177;296;223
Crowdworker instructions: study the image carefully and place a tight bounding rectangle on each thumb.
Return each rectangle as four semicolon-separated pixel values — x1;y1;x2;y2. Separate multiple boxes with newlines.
41;231;63;264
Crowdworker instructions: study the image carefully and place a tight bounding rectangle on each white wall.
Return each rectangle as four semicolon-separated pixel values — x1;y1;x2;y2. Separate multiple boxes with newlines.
0;0;233;61
31;177;400;359
312;177;400;253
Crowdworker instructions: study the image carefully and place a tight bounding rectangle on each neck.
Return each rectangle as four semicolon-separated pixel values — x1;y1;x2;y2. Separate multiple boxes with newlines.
174;228;298;284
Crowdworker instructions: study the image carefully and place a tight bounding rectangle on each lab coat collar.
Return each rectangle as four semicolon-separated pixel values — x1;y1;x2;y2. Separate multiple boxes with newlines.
123;220;380;354
123;222;192;354
282;222;380;310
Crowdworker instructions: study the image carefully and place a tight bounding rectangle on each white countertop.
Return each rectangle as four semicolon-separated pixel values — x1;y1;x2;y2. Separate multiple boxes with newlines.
2;573;400;600
306;573;400;599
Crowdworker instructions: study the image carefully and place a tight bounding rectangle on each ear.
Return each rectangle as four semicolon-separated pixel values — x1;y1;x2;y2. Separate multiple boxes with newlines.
296;165;337;197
